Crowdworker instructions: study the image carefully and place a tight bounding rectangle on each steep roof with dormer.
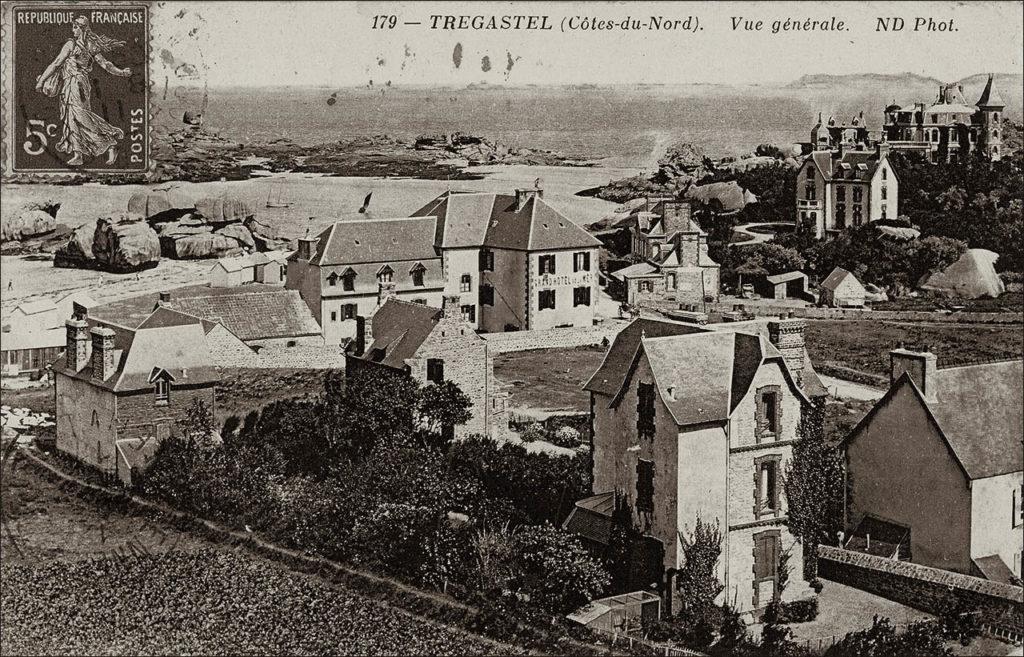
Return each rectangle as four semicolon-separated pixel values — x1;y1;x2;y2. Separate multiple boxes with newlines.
412;191;601;252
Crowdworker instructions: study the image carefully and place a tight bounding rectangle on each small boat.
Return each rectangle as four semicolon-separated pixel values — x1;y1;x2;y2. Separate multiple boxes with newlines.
265;180;292;208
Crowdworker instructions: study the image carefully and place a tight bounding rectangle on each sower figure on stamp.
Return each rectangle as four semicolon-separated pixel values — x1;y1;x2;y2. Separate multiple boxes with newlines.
34;16;132;166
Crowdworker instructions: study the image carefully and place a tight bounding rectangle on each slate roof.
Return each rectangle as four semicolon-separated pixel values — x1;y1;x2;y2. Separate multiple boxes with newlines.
165;289;321;341
976;75;1005;108
766;271;807;285
138;305;218;335
411;191;601;252
306;216;440;266
806;150;891;183
609;262;659;280
355;298;444;370
583;318;709;397
52;312;219;393
562;492;616;546
821;267;856;291
586;318;811;427
924;360;1023;480
973;555;1016;585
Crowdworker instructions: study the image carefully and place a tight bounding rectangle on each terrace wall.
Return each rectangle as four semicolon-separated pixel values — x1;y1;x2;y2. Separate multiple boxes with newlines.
817;545;1024;635
481;322;624;354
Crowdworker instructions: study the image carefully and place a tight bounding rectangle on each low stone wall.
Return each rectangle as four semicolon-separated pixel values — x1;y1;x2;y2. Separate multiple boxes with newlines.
481;322;626;354
709;303;1021;324
818;546;1024;634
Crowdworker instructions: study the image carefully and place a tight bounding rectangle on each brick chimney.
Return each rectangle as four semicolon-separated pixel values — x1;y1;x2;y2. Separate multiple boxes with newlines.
156;290;172;307
65;317;91;372
514;187;542;212
90;326;117;382
890;346;937;402
353;315;368;357
296;235;319;261
876;140;891;160
768;315;807;384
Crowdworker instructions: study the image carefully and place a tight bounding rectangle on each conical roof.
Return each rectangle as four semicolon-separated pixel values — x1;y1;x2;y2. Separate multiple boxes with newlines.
976;74;1005;108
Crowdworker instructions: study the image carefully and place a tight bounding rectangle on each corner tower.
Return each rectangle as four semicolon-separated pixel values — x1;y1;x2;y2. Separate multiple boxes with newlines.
976;74;1005;161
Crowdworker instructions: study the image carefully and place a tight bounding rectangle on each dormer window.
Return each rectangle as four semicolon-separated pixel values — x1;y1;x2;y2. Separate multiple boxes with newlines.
410;263;426;287
377;265;393;284
342;269;356;291
154;379;170;404
327;272;339;287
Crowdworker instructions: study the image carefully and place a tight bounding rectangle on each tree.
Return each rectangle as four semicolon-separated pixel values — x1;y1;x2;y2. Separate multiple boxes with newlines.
418;381;473;443
784;401;844;580
176;397;216;445
514;524;610;615
674;517;725;648
327;365;422;459
825;617;954;657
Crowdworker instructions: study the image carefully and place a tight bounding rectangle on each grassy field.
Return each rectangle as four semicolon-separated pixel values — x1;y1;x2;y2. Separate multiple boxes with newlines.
494;345;605;414
805;320;1024;378
0;456;513;656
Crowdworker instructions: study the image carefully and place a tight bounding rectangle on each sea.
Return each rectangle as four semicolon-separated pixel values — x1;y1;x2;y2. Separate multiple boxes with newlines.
156;85;819;168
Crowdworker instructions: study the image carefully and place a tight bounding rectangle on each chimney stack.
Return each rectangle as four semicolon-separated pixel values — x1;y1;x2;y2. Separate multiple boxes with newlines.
157;290;172;307
441;294;461;320
296;235;319;261
90;326;117;382
353;315;368;357
514;187;542;212
890;347;938;402
65;317;91;372
768;317;807;384
377;281;397;305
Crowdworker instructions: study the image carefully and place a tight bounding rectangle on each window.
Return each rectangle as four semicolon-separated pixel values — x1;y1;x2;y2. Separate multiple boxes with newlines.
636;459;654;513
638;280;654;293
286;340;297;348
460;274;472;293
330;311;337;322
881;168;887;181
1014;486;1023;528
479;249;495;272
479;284;494;306
342;270;356;291
573;251;591;272
280;265;286;279
427;358;444;384
538;254;556;275
757;387;781;439
757;460;779;513
154;379;170;404
378;266;393;283
461;304;476;323
852;187;863;203
538;289;556;310
853;205;863;226
411;266;425;287
835;204;846;229
667;273;677;290
804;183;816;201
881;204;887;219
637;382;656;439
413;298;426;304
327;272;338;287
342;304;357;320
573;286;591;307
836;186;845;202
881;186;887;200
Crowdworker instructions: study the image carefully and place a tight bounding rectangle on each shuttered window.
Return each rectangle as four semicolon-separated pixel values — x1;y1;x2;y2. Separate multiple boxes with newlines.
636;459;654;513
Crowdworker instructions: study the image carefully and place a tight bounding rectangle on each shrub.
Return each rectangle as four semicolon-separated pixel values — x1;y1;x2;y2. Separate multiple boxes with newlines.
825;617;953;657
781;598;819;623
514;524;610;615
937;600;981;646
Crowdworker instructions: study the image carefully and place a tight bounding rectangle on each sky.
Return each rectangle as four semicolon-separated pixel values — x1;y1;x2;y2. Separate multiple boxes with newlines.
154;1;1024;88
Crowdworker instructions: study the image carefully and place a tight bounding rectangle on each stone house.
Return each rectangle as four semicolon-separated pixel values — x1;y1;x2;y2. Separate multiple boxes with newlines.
288;187;602;343
611;200;720;307
842;348;1023;583
53;304;220;486
797;143;899;239
572;316;826;615
345;295;507;439
209;250;288;287
287;216;447;345
819;267;866;308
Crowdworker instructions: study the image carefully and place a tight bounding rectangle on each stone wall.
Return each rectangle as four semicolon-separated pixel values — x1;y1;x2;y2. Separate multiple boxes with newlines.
481;321;625;354
707;303;1020;325
818;545;1024;634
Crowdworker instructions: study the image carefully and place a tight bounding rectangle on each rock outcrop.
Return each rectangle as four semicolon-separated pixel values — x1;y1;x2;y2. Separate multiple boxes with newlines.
1;201;72;255
91;218;162;272
53;224;97;268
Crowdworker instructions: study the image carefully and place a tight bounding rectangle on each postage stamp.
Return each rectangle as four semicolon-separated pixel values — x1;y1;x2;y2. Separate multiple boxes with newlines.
1;3;150;175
